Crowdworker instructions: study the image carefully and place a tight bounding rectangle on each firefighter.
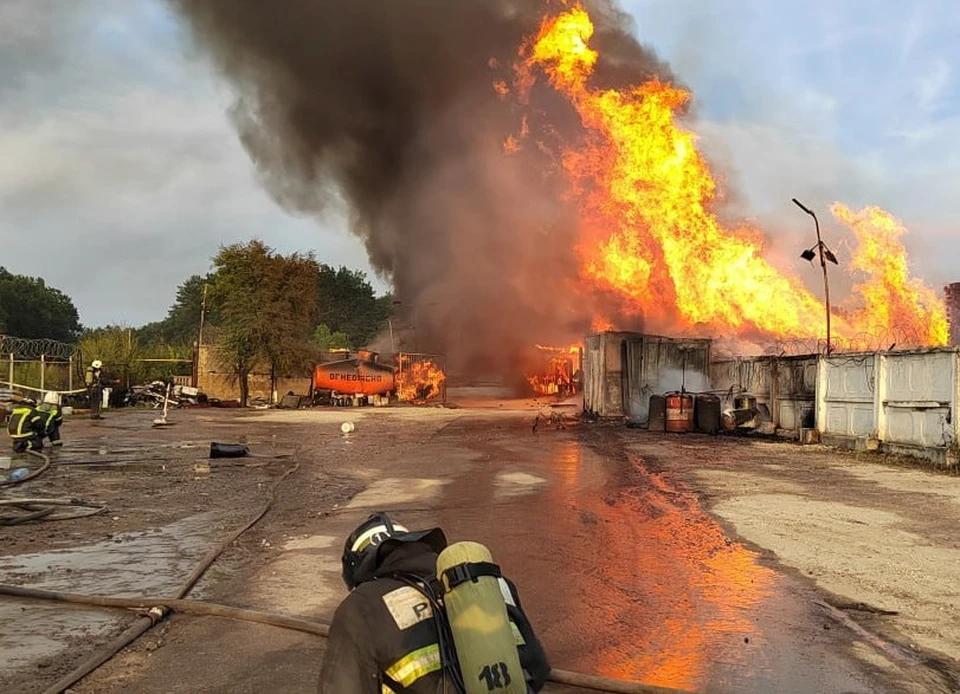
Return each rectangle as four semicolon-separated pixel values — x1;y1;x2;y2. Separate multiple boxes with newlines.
85;359;105;419
38;391;64;447
319;512;550;693
6;401;45;453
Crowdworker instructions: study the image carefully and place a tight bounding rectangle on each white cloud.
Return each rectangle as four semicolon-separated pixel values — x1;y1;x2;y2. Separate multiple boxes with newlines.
917;59;951;113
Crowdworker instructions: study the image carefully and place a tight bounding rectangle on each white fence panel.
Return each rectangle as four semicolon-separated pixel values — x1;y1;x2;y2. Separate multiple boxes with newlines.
776;357;818;431
819;354;877;438
882;351;958;449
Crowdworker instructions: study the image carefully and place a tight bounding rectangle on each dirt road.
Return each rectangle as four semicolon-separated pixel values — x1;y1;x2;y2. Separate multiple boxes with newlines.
1;405;958;693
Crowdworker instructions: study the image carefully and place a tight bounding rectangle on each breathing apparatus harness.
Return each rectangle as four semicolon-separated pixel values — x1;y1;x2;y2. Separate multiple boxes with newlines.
388;570;466;693
343;513;526;694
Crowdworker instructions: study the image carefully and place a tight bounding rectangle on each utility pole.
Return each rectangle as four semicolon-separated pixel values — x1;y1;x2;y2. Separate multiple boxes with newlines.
193;283;209;390
198;283;209;348
793;198;838;354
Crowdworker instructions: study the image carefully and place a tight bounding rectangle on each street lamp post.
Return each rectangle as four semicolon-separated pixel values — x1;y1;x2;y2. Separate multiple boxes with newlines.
792;198;838;354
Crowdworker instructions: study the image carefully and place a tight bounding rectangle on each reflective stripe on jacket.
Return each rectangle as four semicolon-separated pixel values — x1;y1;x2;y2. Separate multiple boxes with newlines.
7;407;43;439
41;407;63;429
318;543;550;694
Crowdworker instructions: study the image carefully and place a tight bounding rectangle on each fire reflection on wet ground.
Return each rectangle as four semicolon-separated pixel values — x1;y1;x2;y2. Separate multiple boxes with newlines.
437;420;887;693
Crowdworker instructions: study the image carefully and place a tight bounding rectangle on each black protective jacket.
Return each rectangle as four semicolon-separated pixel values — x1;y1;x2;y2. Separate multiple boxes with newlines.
318;542;550;694
7;406;43;440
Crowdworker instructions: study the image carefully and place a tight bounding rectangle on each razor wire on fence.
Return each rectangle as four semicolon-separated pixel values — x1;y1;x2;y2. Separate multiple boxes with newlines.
0;335;79;361
772;326;934;357
0;335;83;396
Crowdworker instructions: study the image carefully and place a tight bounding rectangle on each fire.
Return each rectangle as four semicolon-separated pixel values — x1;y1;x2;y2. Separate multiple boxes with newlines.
516;6;947;350
396;355;447;403
833;204;949;346
528;344;582;397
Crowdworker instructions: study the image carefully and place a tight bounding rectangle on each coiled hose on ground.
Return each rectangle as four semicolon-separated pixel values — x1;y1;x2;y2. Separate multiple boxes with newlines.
0;450;106;525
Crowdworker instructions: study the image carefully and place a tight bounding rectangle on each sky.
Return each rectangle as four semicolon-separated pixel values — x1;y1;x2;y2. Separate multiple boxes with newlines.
1;0;958;328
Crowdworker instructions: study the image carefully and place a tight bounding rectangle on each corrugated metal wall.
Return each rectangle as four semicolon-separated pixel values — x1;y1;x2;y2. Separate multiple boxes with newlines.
709;355;817;434
583;332;710;421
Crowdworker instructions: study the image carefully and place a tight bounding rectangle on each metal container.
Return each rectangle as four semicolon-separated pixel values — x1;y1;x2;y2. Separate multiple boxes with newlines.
665;393;695;433
209;442;249;459
734;394;757;411
648;394;666;431
694;394;721;435
313;359;395;396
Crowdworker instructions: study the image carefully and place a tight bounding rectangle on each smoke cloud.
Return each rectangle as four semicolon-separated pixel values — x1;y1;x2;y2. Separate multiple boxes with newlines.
172;0;675;378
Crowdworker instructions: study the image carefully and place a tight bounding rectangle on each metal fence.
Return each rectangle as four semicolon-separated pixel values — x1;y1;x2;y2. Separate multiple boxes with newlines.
0;335;83;397
396;352;448;403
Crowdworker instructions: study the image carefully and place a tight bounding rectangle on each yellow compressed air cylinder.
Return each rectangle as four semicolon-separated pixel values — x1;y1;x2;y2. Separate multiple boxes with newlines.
437;541;526;694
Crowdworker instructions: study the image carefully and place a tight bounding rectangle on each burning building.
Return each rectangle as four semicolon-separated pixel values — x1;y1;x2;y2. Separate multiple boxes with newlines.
176;1;949;381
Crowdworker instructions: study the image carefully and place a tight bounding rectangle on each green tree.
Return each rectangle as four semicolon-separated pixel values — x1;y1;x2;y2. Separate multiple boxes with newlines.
313;324;350;351
212;241;319;406
138;274;218;346
315;265;392;348
0;267;82;341
80;326;192;389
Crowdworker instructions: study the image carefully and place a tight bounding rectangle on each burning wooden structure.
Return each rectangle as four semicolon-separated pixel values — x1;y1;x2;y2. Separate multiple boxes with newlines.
527;345;583;398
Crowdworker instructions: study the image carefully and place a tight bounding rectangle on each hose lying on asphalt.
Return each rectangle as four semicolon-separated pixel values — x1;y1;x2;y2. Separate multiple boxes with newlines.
0;449;51;487
1;581;687;694
0;498;106;525
36;460;302;694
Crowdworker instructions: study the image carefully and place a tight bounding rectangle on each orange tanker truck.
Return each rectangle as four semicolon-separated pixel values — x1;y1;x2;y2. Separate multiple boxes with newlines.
312;353;396;404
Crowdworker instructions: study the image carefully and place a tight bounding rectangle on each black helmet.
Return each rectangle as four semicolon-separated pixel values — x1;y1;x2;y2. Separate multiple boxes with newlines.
341;511;446;589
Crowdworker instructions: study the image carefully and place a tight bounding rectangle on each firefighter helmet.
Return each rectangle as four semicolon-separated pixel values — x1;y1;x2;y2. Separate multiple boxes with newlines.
91;360;103;369
340;511;447;589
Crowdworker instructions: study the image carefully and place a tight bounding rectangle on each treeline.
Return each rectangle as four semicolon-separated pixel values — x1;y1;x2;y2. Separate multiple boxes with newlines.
0;267;82;342
1;243;394;399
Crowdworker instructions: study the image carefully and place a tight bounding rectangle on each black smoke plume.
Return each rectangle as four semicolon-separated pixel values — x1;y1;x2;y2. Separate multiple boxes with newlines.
173;0;674;380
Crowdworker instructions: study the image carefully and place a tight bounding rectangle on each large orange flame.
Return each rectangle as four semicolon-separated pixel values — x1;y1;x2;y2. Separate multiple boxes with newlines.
517;6;947;350
396;355;447;403
833;204;949;346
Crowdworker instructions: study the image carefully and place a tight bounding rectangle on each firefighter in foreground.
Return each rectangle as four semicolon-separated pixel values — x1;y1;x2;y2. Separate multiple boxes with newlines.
6;400;45;452
85;359;105;419
38;391;64;446
319;512;551;693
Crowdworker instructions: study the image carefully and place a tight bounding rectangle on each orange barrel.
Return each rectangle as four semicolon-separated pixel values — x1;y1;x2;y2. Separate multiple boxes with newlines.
665;393;695;433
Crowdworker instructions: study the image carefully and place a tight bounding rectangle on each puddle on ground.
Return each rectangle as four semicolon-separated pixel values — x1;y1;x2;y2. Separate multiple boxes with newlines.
0;512;220;673
436;434;891;694
493;471;547;500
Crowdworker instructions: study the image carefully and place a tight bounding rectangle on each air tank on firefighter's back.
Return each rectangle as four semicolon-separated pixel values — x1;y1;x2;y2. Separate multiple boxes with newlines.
312;356;396;396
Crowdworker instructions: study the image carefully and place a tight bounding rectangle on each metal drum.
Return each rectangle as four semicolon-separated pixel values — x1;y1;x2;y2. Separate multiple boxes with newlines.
694;393;721;435
665;393;695;433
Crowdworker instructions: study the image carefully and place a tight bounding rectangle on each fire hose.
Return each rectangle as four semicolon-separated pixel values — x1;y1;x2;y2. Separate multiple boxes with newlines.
0;454;688;694
0;583;688;694
1;453;688;693
0;449;51;487
0;451;106;525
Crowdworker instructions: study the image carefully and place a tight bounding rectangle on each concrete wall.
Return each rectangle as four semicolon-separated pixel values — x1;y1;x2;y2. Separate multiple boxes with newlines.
196;345;311;403
816;347;960;464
